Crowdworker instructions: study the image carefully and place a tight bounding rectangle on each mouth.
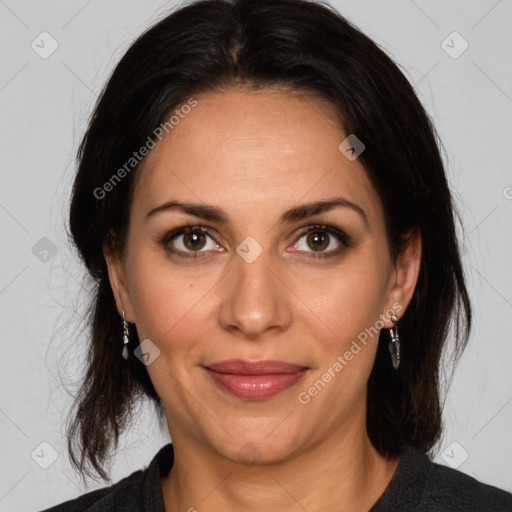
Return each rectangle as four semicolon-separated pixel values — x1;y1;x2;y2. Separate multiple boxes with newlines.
203;359;310;400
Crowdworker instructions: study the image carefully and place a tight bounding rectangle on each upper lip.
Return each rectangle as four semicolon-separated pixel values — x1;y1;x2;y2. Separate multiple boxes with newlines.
204;359;309;374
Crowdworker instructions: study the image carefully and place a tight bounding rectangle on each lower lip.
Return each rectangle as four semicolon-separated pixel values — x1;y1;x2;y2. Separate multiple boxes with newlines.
204;367;308;400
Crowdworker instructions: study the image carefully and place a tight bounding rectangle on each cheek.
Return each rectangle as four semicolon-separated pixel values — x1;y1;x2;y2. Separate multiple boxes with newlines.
127;252;217;355
293;256;389;406
298;256;388;347
128;262;210;400
294;263;387;415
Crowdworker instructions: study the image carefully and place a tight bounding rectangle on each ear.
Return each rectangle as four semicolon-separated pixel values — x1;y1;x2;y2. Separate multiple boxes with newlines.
381;227;422;328
103;231;135;323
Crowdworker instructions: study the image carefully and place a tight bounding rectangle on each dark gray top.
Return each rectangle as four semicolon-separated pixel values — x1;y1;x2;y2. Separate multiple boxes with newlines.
40;443;512;511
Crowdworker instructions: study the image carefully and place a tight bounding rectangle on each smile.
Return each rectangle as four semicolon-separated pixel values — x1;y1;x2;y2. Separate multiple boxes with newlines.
203;359;310;400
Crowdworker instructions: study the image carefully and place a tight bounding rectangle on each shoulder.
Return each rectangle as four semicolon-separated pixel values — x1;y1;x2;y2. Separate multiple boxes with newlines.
39;470;144;511
423;457;512;511
39;468;146;511
39;444;173;512
372;443;512;512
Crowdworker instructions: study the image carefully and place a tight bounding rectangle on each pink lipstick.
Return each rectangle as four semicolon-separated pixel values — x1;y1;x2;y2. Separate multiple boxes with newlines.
203;359;309;400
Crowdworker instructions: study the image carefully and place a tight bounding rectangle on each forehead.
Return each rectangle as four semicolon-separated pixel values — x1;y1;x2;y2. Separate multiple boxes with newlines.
131;87;383;228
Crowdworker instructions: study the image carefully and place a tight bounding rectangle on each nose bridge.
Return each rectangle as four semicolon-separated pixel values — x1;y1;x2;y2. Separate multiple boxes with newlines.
218;235;291;338
234;236;274;293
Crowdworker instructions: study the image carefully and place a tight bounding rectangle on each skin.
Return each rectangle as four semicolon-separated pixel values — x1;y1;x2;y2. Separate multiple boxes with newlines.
104;87;422;512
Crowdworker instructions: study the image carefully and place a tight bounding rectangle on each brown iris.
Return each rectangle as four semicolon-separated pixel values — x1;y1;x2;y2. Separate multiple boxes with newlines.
307;231;329;251
183;232;207;251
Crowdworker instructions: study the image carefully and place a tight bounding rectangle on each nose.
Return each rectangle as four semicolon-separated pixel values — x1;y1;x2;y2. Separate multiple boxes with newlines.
217;245;293;341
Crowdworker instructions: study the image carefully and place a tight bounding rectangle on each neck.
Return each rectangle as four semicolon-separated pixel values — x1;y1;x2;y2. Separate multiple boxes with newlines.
161;420;399;512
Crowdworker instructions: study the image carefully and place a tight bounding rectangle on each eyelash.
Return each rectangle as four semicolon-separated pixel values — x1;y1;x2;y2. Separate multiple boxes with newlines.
159;224;353;260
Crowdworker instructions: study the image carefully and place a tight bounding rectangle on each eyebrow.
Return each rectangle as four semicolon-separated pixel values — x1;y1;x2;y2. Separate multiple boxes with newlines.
145;197;369;228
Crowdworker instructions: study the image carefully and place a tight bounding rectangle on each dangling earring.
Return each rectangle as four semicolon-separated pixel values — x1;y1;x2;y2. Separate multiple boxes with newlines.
388;314;400;370
122;309;130;360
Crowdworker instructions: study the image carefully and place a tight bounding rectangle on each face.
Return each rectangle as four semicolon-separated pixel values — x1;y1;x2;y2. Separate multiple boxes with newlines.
105;87;420;465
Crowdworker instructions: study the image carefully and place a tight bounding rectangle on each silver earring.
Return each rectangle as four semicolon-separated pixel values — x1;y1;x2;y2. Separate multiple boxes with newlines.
388;314;400;370
122;309;130;360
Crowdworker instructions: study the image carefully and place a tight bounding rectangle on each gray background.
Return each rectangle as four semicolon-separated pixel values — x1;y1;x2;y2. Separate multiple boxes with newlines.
0;0;511;510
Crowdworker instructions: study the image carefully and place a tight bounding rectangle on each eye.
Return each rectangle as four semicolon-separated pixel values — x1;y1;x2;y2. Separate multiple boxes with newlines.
160;223;353;260
161;226;223;259
289;224;352;259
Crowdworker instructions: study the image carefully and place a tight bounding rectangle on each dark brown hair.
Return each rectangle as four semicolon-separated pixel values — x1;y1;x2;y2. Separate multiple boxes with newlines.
66;0;471;483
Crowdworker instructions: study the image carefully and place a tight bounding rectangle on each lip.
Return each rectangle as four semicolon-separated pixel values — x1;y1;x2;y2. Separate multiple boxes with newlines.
203;359;309;400
206;359;308;374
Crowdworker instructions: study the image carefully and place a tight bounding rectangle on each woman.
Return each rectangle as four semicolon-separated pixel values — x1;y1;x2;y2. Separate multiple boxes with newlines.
42;0;512;510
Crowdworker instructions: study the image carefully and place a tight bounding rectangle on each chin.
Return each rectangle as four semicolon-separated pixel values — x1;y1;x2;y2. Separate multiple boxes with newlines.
209;422;302;466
